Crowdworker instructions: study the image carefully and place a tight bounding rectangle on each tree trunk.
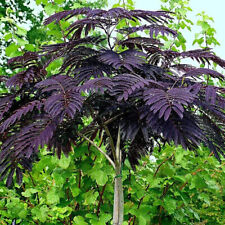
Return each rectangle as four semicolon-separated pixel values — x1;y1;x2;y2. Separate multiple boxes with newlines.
113;166;124;225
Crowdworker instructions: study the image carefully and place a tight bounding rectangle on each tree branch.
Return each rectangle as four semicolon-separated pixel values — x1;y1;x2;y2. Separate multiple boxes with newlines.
154;154;174;177
78;132;115;169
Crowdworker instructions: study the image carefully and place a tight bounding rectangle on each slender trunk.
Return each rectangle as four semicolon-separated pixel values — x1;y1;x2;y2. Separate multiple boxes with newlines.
113;166;124;225
113;126;124;225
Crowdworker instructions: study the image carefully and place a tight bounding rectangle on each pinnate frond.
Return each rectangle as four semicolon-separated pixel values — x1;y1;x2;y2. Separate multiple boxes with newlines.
8;52;39;69
168;48;225;68
73;63;111;83
0;100;42;133
0;118;58;186
118;25;177;38
183;68;224;80
61;46;99;74
118;37;162;50
36;75;83;118
44;8;91;25
144;88;196;120
0;95;15;120
6;66;46;89
98;49;146;71
78;77;113;93
111;73;161;101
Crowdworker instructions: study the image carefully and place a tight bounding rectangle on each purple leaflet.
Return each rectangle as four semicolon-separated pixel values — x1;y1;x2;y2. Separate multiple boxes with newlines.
118;25;177;38
98;49;146;71
98;50;121;69
170;48;225;68
120;111;140;141
44;8;91;25
6;168;15;187
130;9;174;23
8;52;39;69
111;73;152;101
144;88;196;120
0;118;58;185
6;66;46;89
41;36;104;56
61;46;99;74
78;77;113;94
16;167;23;185
118;37;163;50
205;86;218;105
36;75;83;119
0;95;15;120
183;68;224;80
0;100;42;133
73;63;111;84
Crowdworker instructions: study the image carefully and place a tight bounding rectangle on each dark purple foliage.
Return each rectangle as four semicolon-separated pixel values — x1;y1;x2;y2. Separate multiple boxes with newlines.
118;25;177;38
0;7;225;187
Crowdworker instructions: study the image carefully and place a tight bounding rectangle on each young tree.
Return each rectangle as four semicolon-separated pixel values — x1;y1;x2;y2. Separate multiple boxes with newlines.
1;7;225;225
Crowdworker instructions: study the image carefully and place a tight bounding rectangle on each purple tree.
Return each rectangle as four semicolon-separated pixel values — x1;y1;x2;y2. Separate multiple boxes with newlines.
1;7;225;224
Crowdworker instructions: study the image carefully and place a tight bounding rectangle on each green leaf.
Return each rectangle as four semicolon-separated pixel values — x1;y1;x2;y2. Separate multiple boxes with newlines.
158;162;175;177
5;43;20;57
70;186;81;197
164;196;177;214
138;215;147;225
89;169;108;186
54;0;64;4
190;175;207;189
36;0;48;5
25;44;36;51
73;216;88;225
16;26;27;36
22;188;38;197
57;154;71;169
4;33;12;41
15;36;29;46
31;205;49;223
47;187;60;204
83;190;98;205
44;4;57;16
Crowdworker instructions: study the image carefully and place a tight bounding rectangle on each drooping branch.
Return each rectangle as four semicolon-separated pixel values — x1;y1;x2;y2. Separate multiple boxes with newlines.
77;132;115;169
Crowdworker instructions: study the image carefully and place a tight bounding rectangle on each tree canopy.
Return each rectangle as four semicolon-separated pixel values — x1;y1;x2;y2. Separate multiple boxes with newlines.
0;0;225;224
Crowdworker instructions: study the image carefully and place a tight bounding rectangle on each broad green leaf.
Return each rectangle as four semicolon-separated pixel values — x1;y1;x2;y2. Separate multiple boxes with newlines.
73;216;88;225
15;36;29;46
190;175;207;189
89;169;108;186
44;4;57;16
4;33;12;41
31;205;49;223
83;190;98;205
5;43;20;57
164;196;177;214
36;0;48;5
70;186;81;197
25;44;36;51
16;26;27;36
54;0;64;4
57;154;71;169
47;187;60;204
22;188;38;197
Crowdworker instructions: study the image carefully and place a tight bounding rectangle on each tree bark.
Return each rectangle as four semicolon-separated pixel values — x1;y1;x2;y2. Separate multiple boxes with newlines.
113;126;124;225
113;166;124;225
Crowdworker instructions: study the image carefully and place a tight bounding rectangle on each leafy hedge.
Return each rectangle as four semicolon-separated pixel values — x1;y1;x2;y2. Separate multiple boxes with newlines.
1;144;225;224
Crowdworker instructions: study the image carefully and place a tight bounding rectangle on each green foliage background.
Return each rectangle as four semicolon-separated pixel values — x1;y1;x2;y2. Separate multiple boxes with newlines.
0;0;225;224
1;144;225;224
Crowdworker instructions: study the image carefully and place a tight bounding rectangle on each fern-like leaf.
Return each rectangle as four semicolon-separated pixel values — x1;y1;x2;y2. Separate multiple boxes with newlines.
118;25;177;37
144;88;196;120
0;100;42;133
36;75;83;118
